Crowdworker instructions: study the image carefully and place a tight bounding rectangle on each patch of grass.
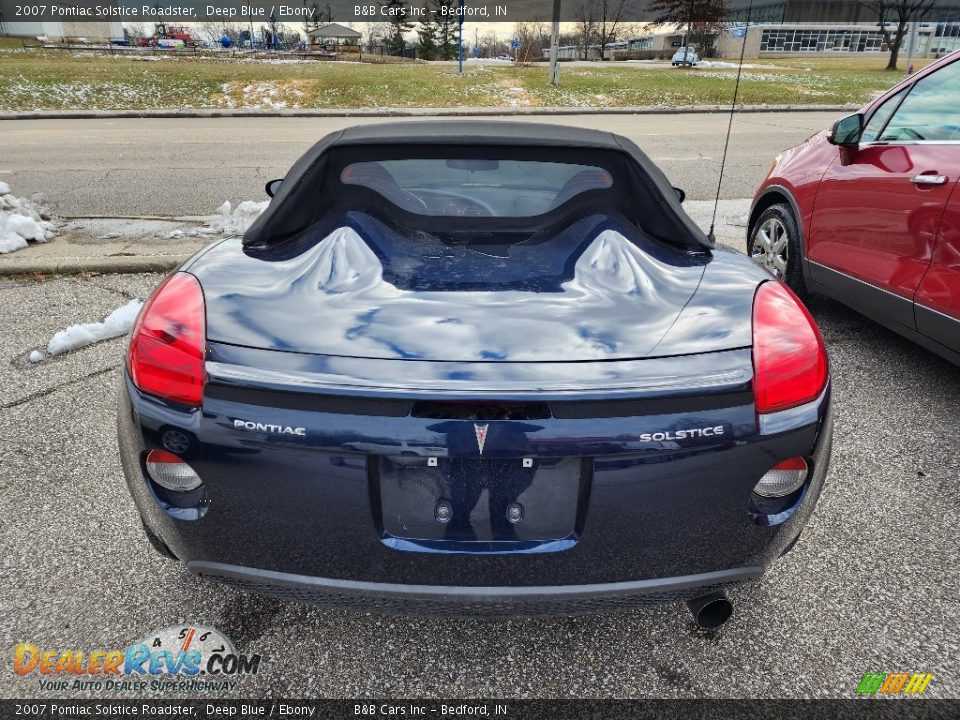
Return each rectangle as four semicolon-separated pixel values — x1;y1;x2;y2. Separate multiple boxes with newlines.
522;63;902;107
0;53;512;110
0;36;29;49
0;50;912;111
761;55;936;73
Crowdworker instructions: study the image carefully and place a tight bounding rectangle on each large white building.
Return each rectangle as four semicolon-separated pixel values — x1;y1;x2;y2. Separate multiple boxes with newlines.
546;22;960;62
0;21;124;42
715;22;960;59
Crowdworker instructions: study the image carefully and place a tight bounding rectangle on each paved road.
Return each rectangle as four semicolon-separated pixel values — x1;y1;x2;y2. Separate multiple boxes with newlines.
0;112;838;217
1;271;958;699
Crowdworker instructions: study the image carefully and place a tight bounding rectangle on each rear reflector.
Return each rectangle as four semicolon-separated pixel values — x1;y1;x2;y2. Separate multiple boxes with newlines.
752;281;828;415
128;272;206;407
753;457;808;498
145;449;202;492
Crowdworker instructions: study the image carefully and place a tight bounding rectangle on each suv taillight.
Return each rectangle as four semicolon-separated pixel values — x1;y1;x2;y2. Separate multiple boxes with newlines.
127;272;206;407
752;281;827;415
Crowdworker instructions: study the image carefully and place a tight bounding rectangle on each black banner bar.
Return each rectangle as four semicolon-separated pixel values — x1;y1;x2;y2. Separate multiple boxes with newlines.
3;0;960;24
2;700;959;720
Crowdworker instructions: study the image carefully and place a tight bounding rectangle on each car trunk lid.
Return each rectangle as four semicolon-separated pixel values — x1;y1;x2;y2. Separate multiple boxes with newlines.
194;215;753;364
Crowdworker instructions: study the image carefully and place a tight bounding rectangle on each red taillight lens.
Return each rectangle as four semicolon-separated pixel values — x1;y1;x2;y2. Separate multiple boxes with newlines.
752;281;827;414
771;457;807;471
127;272;206;407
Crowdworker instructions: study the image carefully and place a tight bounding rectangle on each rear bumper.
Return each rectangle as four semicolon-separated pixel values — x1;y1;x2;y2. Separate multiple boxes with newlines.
188;562;761;616
119;367;833;612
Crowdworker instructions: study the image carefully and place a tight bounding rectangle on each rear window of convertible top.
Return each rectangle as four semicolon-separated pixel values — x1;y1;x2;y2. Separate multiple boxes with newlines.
340;159;613;218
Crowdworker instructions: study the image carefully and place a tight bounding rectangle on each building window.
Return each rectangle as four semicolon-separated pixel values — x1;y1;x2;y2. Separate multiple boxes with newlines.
759;28;889;53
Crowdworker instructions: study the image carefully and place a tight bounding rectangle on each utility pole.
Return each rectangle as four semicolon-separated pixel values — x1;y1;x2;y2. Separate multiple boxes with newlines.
458;0;464;73
549;0;561;85
904;21;919;77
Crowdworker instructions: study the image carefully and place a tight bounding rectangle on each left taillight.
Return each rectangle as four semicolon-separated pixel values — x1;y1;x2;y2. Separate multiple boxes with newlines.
127;272;206;407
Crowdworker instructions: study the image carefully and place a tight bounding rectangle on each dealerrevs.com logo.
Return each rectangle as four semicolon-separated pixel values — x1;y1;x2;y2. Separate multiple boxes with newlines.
14;625;262;693
856;672;933;696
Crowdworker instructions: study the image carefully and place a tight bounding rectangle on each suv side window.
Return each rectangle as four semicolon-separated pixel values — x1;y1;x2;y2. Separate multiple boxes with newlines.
861;87;909;143
880;59;960;142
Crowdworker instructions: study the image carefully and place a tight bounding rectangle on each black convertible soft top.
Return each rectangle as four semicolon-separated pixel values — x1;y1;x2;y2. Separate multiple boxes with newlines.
243;121;713;251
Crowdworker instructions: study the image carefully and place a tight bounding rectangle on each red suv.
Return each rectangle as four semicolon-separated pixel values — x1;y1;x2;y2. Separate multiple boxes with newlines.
749;51;960;366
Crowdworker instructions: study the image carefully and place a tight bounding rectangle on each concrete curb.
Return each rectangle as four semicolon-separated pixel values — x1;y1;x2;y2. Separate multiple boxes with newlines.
0;255;186;276
0;104;859;120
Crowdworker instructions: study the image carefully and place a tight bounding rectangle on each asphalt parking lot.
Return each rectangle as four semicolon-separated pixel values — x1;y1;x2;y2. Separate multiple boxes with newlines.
1;266;958;699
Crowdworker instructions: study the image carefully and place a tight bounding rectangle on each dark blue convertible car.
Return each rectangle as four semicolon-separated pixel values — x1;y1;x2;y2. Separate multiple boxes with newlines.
118;122;832;629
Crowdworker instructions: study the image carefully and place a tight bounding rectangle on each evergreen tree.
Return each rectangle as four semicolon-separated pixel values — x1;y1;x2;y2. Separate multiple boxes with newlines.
417;17;439;60
433;0;458;60
302;0;321;37
382;0;413;54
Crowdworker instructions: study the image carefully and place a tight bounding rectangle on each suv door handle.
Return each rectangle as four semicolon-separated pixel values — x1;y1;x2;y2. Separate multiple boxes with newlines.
910;174;948;185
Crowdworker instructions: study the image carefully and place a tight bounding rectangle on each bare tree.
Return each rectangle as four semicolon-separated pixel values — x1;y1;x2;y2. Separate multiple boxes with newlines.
126;23;147;41
574;1;597;59
263;11;281;49
365;21;393;50
688;20;727;56
649;0;729;63
515;21;549;64
863;0;936;70
595;0;629;60
194;22;234;45
474;27;505;58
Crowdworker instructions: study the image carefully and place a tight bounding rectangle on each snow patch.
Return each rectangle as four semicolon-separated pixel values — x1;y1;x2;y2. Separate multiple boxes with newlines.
200;200;269;236
31;299;143;362
467;57;514;65
696;61;768;70
0;181;58;254
697;60;741;68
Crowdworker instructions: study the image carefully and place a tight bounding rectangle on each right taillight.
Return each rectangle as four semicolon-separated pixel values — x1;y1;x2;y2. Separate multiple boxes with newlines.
752;281;828;415
127;272;206;407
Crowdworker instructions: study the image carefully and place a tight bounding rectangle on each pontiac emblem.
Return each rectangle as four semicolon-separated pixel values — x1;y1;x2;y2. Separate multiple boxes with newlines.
474;423;489;455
